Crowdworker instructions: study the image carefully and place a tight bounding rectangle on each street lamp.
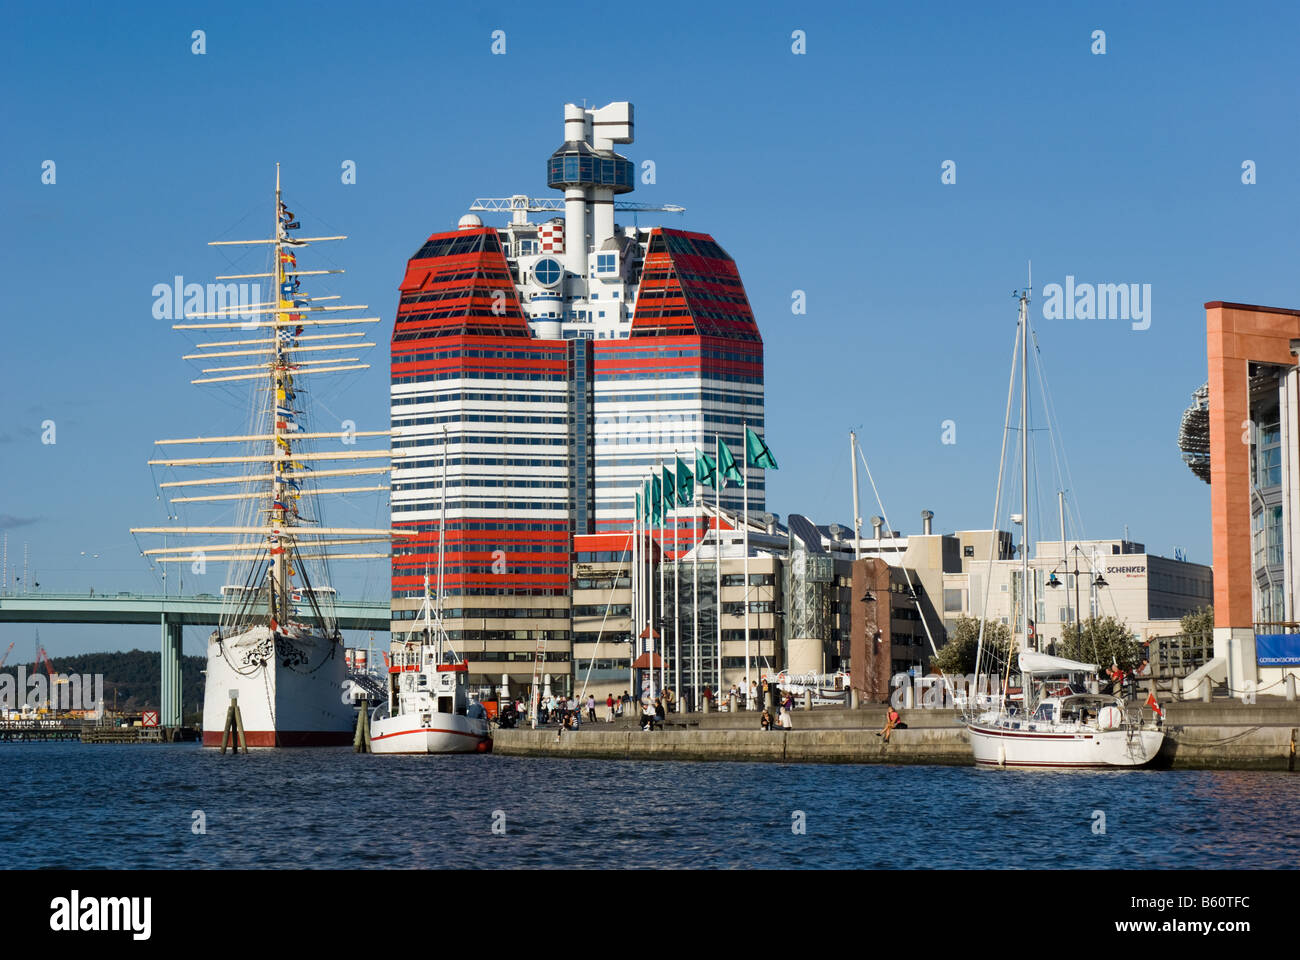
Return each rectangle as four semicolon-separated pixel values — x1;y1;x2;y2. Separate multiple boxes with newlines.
1046;545;1108;641
81;551;101;597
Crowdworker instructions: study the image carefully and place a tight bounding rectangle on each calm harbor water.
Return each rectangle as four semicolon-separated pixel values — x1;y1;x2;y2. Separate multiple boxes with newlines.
4;743;1296;869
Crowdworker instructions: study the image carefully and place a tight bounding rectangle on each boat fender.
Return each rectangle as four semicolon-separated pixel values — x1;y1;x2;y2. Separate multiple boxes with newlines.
1097;705;1123;730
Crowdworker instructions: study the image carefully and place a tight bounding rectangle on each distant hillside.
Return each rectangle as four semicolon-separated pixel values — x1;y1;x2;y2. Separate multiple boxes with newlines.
2;649;205;717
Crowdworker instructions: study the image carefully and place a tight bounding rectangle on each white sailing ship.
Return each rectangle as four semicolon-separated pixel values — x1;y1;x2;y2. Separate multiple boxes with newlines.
961;282;1164;768
369;439;491;754
132;167;408;746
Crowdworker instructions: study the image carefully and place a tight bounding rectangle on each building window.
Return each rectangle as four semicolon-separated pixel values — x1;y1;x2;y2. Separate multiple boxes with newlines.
1253;419;1281;488
596;253;617;274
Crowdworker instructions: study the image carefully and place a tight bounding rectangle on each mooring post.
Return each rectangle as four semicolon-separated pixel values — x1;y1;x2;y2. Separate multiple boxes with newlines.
850;687;859;710
220;702;234;755
1201;676;1212;703
233;701;247;753
354;696;370;753
224;689;247;754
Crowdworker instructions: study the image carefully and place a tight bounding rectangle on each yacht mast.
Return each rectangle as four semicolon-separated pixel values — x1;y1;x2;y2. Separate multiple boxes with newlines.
1018;278;1032;708
436;424;448;662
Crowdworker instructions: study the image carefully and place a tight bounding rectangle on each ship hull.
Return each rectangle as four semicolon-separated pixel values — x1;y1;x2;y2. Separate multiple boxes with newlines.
201;625;353;748
370;711;491;754
968;722;1164;768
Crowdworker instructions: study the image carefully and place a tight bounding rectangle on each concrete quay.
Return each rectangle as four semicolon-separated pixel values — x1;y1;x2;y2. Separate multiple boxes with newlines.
492;700;1300;770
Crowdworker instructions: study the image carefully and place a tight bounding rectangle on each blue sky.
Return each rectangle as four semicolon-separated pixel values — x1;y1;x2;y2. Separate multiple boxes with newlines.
2;0;1296;658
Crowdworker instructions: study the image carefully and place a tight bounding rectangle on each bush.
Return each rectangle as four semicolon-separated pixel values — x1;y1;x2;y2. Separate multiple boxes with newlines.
931;616;1012;675
1059;616;1141;670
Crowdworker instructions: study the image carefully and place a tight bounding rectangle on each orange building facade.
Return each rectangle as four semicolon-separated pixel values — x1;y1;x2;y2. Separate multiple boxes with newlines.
1204;301;1300;691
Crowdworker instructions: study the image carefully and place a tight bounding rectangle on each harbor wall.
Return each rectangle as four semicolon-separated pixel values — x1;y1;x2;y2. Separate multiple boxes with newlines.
492;702;1300;770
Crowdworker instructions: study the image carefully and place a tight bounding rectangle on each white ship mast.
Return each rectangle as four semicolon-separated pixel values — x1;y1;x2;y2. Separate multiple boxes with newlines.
406;426;459;665
133;165;413;638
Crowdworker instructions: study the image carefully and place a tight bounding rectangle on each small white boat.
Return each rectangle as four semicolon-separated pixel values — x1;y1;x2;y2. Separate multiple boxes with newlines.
966;653;1163;768
962;283;1163;769
369;443;490;756
369;645;491;755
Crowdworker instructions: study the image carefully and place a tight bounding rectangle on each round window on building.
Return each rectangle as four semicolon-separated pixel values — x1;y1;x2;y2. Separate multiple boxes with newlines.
533;257;563;287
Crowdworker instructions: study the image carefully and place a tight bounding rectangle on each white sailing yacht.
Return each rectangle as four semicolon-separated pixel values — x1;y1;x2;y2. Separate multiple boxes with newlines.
962;282;1164;768
369;434;491;754
132;167;409;746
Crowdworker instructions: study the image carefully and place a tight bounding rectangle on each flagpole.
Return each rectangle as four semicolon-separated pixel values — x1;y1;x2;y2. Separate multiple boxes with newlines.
743;421;751;709
642;485;649;701
648;475;655;702
715;436;723;707
692;469;700;709
631;493;638;703
673;465;680;712
658;460;666;700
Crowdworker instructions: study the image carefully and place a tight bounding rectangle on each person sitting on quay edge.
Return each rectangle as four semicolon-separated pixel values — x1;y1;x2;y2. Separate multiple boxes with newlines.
654;697;666;728
876;705;906;743
760;709;773;731
641;699;657;731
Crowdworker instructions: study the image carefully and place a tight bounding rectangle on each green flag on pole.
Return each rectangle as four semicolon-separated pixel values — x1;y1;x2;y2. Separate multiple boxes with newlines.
695;448;717;490
642;480;652;523
662;465;675;511
635;491;642;527
718;436;743;486
651;474;663;524
744;426;779;470
676;456;694;505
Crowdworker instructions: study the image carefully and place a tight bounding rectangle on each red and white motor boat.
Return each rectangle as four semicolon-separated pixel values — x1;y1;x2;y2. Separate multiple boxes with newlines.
369;463;490;755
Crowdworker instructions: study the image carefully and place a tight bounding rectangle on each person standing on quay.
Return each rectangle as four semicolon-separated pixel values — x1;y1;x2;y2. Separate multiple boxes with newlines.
587;693;596;722
605;693;616;722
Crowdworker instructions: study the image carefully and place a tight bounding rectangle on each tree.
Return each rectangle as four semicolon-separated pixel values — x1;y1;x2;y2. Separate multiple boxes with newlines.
1059;616;1141;670
1180;605;1213;649
931;616;1012;675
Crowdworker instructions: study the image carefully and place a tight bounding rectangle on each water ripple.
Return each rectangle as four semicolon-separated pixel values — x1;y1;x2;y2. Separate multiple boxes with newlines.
2;744;1297;869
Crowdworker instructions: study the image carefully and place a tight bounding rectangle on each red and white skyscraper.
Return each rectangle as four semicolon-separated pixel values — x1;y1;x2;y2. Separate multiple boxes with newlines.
390;101;766;693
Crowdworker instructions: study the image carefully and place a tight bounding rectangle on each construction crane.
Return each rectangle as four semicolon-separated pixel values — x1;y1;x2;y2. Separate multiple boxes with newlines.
469;194;684;225
34;643;67;711
0;641;13;669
